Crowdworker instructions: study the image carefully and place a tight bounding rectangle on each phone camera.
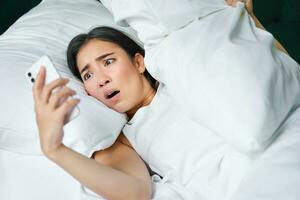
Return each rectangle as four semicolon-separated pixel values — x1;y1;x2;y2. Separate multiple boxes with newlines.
31;78;35;83
27;72;32;77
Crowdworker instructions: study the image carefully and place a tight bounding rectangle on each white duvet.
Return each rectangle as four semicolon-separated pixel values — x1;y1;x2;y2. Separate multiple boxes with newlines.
100;0;300;199
1;105;300;200
103;0;300;153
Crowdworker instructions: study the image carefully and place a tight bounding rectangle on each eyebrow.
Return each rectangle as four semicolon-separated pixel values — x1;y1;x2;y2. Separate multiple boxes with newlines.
80;52;114;75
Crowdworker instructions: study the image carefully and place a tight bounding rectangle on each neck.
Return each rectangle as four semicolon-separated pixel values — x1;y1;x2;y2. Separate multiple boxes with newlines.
126;86;156;120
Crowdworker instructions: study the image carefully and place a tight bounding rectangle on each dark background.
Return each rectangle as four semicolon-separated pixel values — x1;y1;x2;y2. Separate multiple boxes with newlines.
0;0;299;63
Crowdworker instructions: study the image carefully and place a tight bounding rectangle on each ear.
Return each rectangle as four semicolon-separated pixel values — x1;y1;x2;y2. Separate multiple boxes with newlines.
133;53;146;74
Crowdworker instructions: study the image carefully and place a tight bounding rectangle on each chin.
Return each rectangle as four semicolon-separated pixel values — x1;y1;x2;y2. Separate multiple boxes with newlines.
110;106;127;114
109;102;131;114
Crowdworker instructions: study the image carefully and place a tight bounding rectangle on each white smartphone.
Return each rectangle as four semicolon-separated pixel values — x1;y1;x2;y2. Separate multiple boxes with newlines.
25;55;80;123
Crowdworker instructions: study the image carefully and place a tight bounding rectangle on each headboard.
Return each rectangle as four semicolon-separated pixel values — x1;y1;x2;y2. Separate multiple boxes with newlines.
0;0;299;63
253;0;300;64
0;0;42;34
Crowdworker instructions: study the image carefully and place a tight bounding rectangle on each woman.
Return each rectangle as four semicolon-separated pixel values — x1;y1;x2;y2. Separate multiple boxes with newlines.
32;26;153;200
32;0;288;199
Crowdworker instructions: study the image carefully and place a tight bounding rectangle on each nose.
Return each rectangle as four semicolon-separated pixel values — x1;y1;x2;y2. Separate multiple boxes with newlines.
93;63;111;87
99;78;110;87
97;72;111;87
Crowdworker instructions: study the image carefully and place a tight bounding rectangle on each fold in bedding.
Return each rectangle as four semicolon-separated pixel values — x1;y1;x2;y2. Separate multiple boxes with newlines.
103;0;300;153
100;0;300;199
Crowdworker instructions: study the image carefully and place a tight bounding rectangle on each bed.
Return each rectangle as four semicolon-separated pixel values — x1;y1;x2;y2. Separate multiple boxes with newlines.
1;0;300;200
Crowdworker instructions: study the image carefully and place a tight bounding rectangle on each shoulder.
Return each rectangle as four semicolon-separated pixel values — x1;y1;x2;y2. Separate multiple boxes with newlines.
92;135;152;196
92;132;136;167
92;134;151;183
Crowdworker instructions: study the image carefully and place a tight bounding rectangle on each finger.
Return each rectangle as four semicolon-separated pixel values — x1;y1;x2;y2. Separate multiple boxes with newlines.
57;98;80;118
41;78;69;104
33;66;46;102
49;87;76;108
226;0;234;6
232;0;239;6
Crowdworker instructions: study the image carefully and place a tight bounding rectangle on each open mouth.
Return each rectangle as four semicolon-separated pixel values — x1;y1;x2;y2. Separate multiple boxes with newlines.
105;90;120;99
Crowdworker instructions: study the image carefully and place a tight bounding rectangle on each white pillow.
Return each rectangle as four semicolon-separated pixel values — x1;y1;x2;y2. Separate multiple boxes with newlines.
0;0;140;156
102;0;300;153
101;0;228;46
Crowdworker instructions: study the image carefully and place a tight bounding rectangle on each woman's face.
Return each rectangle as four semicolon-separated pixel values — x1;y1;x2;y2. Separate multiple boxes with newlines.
76;39;152;114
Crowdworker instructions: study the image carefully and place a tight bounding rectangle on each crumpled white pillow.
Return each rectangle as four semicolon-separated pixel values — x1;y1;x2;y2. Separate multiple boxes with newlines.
101;0;300;153
101;0;228;47
0;0;140;156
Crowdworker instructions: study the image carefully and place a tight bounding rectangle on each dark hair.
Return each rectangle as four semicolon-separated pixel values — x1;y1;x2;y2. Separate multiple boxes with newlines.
67;26;157;88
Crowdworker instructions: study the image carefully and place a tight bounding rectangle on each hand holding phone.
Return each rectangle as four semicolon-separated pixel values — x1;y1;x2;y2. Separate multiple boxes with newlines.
26;55;80;123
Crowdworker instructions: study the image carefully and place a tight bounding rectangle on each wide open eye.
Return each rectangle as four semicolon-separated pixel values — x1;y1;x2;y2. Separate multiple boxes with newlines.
83;71;93;81
104;58;115;67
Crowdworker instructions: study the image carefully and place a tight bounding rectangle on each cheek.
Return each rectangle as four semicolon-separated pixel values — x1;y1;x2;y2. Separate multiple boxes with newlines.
84;84;102;100
114;63;139;84
85;87;94;97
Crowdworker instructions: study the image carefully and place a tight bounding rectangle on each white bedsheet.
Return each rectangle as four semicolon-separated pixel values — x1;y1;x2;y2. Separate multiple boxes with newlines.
0;146;196;200
231;105;300;200
1;103;300;200
0;149;200;200
0;150;81;200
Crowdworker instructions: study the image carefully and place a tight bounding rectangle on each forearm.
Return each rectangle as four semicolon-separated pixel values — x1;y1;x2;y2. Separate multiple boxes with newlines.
46;145;148;200
249;13;289;54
